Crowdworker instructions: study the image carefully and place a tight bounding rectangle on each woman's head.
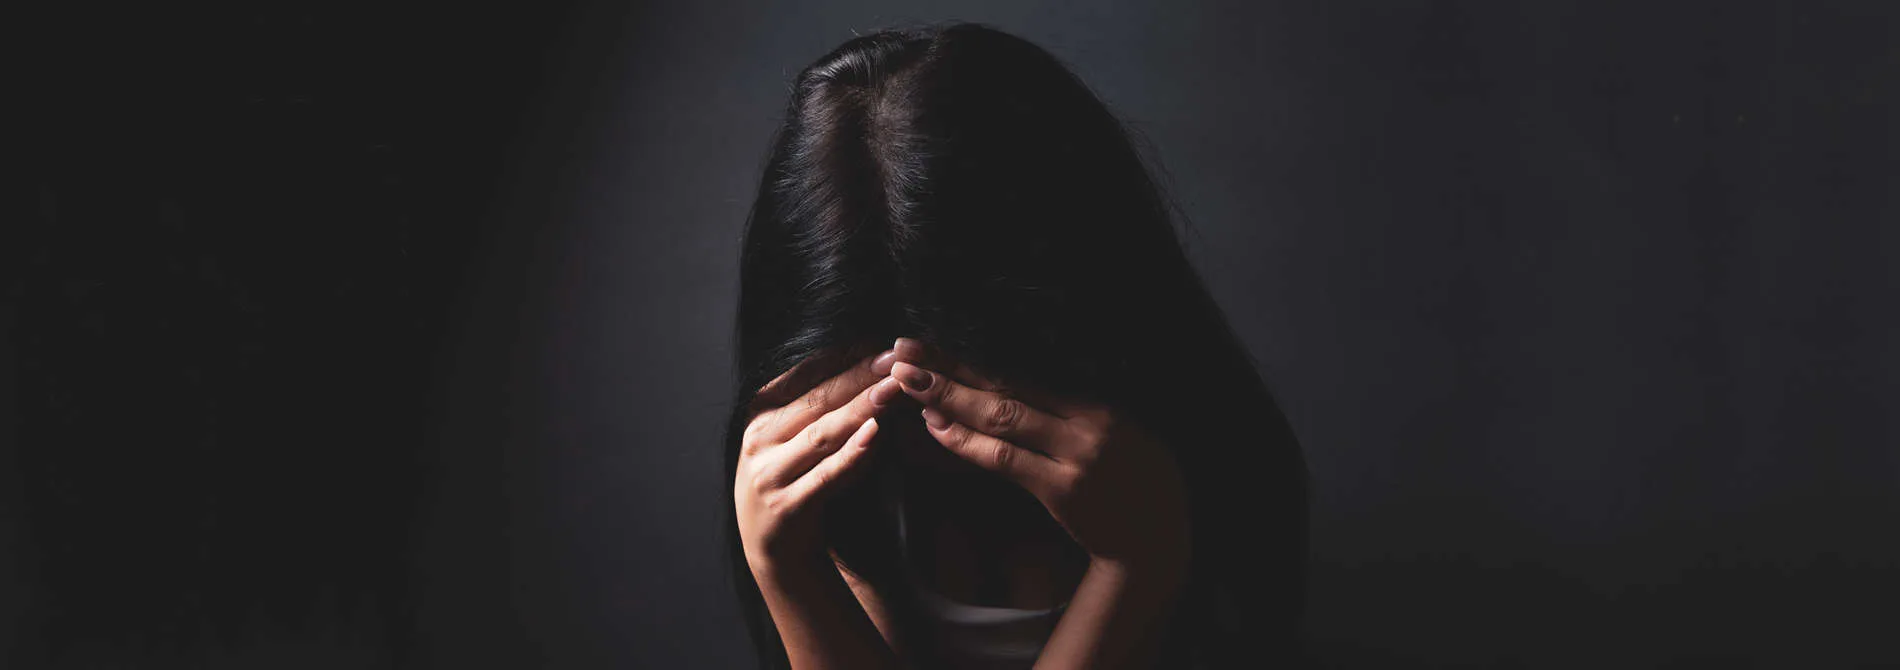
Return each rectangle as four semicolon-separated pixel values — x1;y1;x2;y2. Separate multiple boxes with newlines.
725;21;1307;668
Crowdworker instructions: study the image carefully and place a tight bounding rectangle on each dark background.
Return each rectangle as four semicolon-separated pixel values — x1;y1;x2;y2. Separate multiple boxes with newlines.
7;1;1898;668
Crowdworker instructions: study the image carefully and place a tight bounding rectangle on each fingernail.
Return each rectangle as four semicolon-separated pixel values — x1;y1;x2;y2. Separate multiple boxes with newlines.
872;349;898;375
869;377;901;406
921;406;948;430
894;362;933;392
894;337;925;359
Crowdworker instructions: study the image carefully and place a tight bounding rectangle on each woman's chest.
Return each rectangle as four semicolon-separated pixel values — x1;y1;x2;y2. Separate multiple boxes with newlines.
897;488;1089;610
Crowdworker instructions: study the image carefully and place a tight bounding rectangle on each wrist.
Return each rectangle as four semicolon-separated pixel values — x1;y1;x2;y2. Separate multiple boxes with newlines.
1087;548;1189;593
748;548;833;586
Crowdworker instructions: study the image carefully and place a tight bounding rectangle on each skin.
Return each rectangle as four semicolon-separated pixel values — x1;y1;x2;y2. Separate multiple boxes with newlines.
736;346;907;669
735;337;1192;669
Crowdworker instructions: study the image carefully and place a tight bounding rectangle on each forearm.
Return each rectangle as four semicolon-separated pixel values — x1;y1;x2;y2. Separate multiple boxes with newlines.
751;554;902;670
1034;555;1188;670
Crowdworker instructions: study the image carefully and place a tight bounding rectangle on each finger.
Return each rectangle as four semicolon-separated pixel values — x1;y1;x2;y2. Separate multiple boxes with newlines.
918;407;1066;497
745;355;830;448
890;338;1084;419
751;353;826;413
889;360;1074;458
765;376;905;486
891;337;1005;392
750;348;898;446
784;416;882;504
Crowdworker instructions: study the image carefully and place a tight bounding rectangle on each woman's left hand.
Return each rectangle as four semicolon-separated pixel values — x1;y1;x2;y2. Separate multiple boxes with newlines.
887;339;1190;574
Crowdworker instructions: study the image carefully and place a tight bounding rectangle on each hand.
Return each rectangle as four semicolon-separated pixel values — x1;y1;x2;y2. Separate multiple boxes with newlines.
886;338;1191;573
735;348;906;575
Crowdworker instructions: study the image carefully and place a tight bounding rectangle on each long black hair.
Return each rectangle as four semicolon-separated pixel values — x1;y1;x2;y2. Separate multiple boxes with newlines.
722;21;1308;669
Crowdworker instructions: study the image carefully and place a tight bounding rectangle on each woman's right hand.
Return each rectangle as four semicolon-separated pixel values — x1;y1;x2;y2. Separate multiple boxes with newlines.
735;347;903;576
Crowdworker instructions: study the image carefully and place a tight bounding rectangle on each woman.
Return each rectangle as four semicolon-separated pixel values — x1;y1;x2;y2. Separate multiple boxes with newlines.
722;22;1307;669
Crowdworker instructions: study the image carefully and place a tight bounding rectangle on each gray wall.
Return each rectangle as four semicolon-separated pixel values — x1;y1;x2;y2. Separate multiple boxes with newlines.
419;1;1900;667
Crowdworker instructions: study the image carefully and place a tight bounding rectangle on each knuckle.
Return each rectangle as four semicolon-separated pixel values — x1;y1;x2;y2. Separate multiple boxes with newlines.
742;433;770;457
804;468;834;494
762;489;794;516
985;397;1024;434
800;421;835;453
742;415;768;445
1070;439;1102;467
960;422;985;445
1067;424;1101;453
1075;414;1112;446
1043;467;1078;500
987;441;1016;471
746;469;773;496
